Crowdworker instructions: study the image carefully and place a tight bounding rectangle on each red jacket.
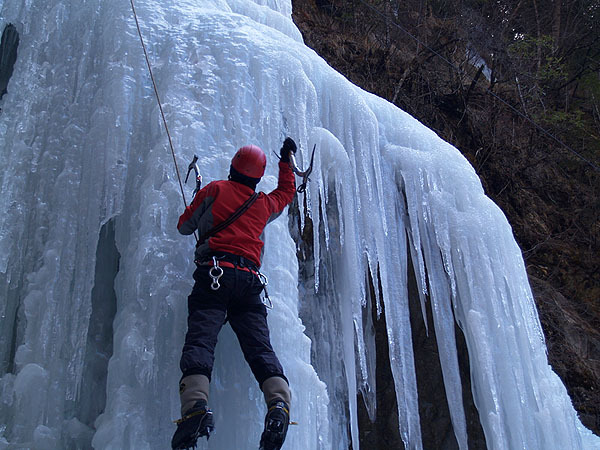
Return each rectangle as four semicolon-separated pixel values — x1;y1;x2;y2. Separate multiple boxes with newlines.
178;161;296;267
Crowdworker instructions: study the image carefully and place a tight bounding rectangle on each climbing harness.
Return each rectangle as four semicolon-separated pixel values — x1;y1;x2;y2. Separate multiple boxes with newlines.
184;155;202;197
209;256;224;291
204;256;272;308
290;144;316;193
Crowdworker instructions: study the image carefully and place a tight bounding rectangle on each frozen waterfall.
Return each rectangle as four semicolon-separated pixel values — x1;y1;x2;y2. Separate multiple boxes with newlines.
0;1;598;449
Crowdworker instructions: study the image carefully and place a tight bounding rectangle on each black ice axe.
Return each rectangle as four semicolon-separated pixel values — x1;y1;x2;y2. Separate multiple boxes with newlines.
289;144;316;193
184;155;202;197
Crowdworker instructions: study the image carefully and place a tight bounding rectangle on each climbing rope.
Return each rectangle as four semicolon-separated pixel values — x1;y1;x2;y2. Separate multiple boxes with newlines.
129;0;200;243
129;0;190;206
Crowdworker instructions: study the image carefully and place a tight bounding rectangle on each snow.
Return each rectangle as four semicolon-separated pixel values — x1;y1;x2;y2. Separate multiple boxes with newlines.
0;0;598;449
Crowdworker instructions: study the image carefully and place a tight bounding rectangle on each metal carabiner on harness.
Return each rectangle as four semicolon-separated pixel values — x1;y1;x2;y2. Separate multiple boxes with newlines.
209;256;224;291
257;272;273;309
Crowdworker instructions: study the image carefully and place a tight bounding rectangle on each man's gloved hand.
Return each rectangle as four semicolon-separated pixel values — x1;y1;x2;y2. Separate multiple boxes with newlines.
280;137;297;163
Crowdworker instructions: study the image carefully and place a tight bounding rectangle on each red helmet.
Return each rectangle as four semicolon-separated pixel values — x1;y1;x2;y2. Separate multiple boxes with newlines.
231;145;266;178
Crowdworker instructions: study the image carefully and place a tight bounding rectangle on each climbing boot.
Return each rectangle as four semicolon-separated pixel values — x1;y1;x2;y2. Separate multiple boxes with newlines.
171;399;214;449
259;399;289;450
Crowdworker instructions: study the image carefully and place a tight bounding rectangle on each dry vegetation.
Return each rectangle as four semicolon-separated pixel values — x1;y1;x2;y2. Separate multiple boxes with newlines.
292;0;600;441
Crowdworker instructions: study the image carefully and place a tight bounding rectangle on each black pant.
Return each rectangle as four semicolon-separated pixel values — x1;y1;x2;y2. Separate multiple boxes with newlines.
180;265;287;387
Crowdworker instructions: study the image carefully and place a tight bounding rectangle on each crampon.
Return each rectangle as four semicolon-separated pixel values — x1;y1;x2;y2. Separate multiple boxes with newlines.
171;400;214;449
259;399;289;450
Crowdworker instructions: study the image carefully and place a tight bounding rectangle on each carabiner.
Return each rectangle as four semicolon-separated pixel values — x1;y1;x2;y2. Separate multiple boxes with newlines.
257;272;273;309
209;256;224;290
258;272;269;287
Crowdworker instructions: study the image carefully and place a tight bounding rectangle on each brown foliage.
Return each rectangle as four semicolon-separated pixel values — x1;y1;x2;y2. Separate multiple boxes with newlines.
292;0;600;440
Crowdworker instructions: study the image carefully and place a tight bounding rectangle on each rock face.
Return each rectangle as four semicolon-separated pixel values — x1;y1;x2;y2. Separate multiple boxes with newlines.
291;0;600;445
357;255;487;450
531;276;600;433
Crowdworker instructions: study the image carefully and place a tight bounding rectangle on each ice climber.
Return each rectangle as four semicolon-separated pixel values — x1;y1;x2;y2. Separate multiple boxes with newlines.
172;138;298;450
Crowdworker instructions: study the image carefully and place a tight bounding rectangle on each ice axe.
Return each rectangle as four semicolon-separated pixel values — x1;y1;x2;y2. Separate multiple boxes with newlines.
184;155;202;197
289;144;316;193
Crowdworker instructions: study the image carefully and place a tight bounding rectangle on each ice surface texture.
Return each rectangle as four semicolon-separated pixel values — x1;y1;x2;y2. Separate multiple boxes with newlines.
0;1;598;449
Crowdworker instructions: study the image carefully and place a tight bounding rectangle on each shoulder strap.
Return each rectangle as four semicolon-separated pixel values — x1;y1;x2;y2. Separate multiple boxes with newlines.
198;192;259;244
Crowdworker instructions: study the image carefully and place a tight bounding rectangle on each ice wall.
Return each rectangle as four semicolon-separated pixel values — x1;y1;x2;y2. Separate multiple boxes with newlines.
0;0;597;449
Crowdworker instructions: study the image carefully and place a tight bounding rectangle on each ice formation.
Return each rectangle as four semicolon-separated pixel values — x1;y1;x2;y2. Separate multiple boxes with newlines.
0;1;597;449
